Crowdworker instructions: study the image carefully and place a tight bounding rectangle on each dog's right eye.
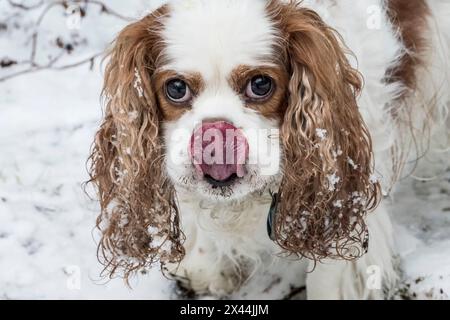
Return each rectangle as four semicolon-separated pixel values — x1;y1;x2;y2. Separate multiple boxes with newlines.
165;79;192;103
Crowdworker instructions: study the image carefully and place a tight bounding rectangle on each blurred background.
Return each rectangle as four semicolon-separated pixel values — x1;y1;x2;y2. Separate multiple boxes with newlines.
0;0;449;299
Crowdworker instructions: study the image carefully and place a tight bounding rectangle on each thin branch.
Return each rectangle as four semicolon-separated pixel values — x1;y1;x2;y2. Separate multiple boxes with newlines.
83;0;134;22
7;0;44;10
53;51;102;70
6;0;132;21
0;51;102;82
1;0;133;82
0;66;46;82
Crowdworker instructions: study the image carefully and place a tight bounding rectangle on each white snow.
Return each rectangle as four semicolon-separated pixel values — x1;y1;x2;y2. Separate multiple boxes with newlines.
133;68;144;98
326;172;340;191
333;199;343;208
332;146;343;160
389;172;450;299
369;174;379;184
0;0;449;300
315;128;327;141
346;156;358;170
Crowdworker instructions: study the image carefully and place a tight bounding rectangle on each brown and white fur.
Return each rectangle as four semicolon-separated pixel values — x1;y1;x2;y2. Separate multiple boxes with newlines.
88;0;450;299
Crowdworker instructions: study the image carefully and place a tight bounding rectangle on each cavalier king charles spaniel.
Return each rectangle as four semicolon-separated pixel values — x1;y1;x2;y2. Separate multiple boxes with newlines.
88;0;449;299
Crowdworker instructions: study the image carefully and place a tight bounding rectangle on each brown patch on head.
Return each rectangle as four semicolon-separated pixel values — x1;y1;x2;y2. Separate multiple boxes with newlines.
154;70;205;121
229;64;289;120
265;0;380;261
87;5;186;283
385;0;430;94
384;1;431;188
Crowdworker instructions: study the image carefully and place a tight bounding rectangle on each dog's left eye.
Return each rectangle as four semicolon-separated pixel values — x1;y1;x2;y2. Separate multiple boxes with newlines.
245;75;273;100
165;79;192;103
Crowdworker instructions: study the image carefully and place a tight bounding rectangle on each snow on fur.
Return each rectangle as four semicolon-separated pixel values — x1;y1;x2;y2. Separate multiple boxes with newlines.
0;0;449;300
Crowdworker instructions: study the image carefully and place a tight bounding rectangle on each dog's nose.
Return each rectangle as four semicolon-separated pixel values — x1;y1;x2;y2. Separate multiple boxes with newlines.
189;121;249;185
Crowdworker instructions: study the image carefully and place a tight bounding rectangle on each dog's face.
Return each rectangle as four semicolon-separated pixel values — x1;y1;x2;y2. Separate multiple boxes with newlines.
89;0;381;279
161;0;286;200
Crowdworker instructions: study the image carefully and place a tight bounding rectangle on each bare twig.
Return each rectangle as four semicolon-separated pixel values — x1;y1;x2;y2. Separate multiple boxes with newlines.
0;0;133;82
82;0;134;22
0;51;103;82
6;0;132;21
53;51;102;70
7;0;45;11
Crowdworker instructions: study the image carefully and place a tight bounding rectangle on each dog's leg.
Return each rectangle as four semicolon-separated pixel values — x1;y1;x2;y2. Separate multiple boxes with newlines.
306;204;399;299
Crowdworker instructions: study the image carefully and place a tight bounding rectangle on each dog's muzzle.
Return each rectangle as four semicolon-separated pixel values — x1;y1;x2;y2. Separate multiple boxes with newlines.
189;120;249;187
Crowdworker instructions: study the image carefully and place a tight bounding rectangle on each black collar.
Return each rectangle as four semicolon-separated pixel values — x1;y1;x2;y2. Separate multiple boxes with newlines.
267;190;280;241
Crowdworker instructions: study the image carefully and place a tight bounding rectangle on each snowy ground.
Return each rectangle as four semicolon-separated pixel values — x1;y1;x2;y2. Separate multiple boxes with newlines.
0;0;449;300
389;172;450;299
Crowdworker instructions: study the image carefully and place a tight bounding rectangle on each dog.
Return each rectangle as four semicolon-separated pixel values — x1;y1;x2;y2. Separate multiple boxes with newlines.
88;0;450;299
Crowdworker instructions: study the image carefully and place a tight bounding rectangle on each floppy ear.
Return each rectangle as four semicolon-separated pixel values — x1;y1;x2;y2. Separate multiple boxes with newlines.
88;7;185;281
268;2;381;260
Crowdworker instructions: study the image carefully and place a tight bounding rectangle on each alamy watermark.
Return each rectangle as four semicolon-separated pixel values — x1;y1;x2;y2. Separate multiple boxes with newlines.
168;127;280;176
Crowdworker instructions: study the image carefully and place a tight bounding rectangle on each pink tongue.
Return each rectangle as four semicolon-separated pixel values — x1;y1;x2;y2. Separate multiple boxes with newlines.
190;121;249;181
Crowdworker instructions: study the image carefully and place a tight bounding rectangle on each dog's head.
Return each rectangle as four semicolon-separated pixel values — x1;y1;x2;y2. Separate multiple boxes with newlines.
89;0;380;280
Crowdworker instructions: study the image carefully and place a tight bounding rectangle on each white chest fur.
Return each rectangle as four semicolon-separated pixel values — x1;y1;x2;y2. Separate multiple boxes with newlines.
171;191;307;298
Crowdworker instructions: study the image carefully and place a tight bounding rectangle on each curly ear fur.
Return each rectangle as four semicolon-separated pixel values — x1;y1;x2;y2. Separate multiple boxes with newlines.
267;1;381;260
88;6;185;281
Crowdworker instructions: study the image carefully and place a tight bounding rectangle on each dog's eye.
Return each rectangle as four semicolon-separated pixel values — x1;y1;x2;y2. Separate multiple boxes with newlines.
245;75;273;100
166;79;192;103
